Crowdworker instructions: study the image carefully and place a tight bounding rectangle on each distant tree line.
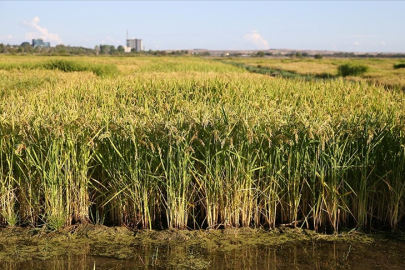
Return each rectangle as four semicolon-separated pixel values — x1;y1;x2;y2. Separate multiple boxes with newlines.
1;43;404;58
146;49;191;56
0;43;191;57
254;51;405;59
254;51;314;58
331;52;405;58
0;43;97;55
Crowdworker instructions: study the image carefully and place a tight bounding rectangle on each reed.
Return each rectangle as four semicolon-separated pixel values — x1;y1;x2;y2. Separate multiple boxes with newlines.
0;56;404;232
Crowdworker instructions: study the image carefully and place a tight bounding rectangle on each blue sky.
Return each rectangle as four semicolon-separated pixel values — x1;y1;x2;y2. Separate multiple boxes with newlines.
0;1;404;52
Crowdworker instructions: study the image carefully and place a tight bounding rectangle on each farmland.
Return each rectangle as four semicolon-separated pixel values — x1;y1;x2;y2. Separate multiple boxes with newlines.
0;55;404;233
221;57;405;90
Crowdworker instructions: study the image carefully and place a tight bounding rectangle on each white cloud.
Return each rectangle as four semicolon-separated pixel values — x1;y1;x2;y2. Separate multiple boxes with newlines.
23;16;63;45
381;41;386;45
0;35;13;41
351;41;361;46
243;30;269;50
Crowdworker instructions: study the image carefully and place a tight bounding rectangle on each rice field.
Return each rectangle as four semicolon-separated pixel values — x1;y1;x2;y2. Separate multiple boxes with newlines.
0;55;404;232
221;57;405;90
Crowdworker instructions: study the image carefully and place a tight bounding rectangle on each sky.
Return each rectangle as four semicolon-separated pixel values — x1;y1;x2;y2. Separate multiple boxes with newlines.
0;1;404;53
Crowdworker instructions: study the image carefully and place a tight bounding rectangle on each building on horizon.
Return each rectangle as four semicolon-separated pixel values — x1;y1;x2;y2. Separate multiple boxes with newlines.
32;39;50;48
126;38;142;52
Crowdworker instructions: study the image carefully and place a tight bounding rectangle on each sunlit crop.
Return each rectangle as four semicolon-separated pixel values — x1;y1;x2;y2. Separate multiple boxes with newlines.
0;56;404;232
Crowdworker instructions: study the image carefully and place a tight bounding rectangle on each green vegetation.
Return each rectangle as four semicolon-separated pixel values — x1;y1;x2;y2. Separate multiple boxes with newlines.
0;58;119;77
228;61;306;79
255;51;265;57
224;61;335;81
0;43;191;57
43;59;119;77
394;63;405;69
0;56;404;233
337;63;369;77
220;57;405;90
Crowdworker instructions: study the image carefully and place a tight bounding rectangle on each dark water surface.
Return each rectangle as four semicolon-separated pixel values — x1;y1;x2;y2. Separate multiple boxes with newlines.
2;241;404;270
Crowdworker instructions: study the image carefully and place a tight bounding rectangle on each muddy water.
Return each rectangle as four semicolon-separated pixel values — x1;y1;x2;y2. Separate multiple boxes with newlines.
3;241;405;269
0;227;404;269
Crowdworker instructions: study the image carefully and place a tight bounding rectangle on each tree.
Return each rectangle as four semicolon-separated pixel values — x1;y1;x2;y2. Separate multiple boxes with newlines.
109;45;117;55
117;45;125;53
256;51;265;57
95;45;100;56
20;42;32;54
55;44;67;55
34;46;41;54
99;45;110;55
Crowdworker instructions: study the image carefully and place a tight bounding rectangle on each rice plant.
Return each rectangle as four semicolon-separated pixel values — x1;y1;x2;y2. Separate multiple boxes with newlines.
0;56;404;232
337;63;369;77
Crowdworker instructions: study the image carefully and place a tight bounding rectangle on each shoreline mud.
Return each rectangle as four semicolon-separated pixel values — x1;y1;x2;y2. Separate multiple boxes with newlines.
1;225;404;264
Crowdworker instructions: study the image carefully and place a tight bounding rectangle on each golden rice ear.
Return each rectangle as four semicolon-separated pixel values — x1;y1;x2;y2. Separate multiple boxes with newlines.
0;56;404;231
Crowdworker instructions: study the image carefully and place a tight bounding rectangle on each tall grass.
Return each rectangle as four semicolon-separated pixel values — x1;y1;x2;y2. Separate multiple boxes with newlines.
0;57;404;232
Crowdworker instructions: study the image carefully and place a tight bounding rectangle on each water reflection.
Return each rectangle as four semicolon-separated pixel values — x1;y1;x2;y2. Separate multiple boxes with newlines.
2;241;405;269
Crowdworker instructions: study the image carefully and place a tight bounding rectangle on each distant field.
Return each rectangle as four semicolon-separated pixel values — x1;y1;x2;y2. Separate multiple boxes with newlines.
0;55;404;232
221;57;405;89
